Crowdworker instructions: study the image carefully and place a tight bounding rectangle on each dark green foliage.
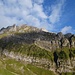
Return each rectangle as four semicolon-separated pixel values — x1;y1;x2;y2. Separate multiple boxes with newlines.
58;51;67;59
55;47;75;60
69;49;75;59
61;72;75;75
54;50;68;60
2;42;53;61
27;45;53;60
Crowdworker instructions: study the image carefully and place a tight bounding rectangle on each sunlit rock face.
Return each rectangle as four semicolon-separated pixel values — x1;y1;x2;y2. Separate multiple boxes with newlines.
70;35;75;47
61;38;70;47
40;28;48;32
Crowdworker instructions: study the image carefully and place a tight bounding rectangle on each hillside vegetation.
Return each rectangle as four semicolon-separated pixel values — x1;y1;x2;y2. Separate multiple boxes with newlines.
0;56;55;75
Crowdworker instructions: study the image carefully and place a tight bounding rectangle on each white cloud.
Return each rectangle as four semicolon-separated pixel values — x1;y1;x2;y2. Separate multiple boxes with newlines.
5;0;17;4
0;0;67;33
49;0;65;24
33;0;44;4
0;0;48;29
61;26;72;34
18;0;33;9
32;4;47;19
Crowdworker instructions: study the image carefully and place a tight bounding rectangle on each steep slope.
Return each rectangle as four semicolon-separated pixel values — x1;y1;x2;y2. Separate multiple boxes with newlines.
0;24;75;75
0;56;55;75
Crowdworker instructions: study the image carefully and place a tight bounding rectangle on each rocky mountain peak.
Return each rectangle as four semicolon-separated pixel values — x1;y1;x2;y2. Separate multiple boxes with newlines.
57;32;64;40
0;24;75;74
0;24;17;34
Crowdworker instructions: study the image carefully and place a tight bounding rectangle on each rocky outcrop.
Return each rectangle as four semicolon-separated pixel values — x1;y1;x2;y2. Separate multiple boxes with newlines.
2;49;54;70
70;35;75;47
0;25;75;50
0;24;16;34
61;38;70;47
2;49;75;74
57;32;64;40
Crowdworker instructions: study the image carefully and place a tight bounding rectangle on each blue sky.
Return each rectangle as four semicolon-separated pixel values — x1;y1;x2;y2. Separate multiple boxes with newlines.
0;0;75;34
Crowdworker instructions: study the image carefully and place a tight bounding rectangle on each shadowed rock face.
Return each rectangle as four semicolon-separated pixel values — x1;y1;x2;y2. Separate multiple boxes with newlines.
65;33;73;39
0;24;75;50
57;32;64;40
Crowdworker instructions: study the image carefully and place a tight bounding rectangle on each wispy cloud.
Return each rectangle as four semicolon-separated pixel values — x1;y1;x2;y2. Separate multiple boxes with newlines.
61;26;73;34
49;0;66;24
33;0;44;4
0;0;48;28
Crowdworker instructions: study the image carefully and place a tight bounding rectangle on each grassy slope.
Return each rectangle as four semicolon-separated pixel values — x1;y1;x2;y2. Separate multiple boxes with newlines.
5;43;54;61
0;57;55;75
61;72;75;75
0;57;74;75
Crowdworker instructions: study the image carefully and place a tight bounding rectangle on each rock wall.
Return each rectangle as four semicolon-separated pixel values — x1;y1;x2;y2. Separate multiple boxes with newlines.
2;49;75;74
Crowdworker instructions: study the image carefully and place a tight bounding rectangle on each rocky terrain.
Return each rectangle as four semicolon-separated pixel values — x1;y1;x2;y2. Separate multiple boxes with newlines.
0;24;75;75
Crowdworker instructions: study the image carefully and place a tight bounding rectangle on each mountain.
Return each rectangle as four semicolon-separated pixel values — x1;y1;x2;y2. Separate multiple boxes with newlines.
0;24;75;75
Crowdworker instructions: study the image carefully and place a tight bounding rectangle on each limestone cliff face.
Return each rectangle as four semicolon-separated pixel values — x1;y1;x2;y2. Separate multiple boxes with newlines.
70;35;75;47
1;49;75;74
0;25;75;74
35;36;75;51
